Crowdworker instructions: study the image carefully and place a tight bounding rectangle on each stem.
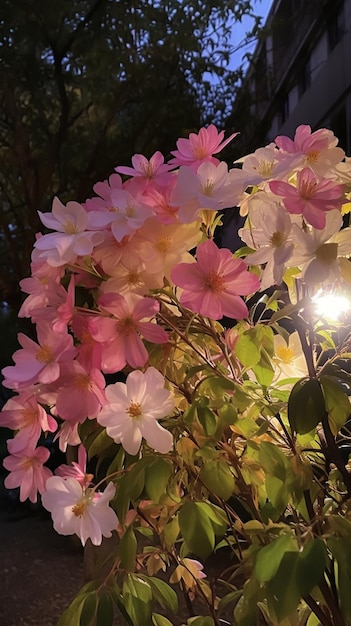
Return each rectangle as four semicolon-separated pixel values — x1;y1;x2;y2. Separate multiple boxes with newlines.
303;594;331;626
320;412;351;497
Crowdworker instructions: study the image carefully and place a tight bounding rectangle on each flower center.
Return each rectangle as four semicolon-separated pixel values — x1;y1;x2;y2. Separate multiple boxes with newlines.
205;270;225;293
128;269;142;286
270;231;286;247
307;150;319;164
21;406;39;427
315;242;338;265
73;373;91;391
36;345;54;363
201;179;214;196
276;345;294;364
125;203;135;217
193;146;207;159
63;220;78;235
257;159;274;178
157;237;172;254
118;316;136;336
299;179;317;199
127;402;142;419
72;497;88;517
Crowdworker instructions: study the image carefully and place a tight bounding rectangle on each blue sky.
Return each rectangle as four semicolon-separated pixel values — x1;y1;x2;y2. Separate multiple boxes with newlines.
229;0;272;70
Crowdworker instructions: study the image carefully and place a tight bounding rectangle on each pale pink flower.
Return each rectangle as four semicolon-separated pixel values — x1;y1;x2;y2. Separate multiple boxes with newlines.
54;361;106;423
115;151;172;191
171;162;245;223
275;125;345;175
55;444;93;488
238;144;300;185
239;199;295;290
0;391;56;452
171;239;260;320
132;218;202;280
42;477;118;546
142;178;179;224
269;167;344;229
35;197;104;266
54;421;81;453
3;442;52;503
97;367;174;456
87;189;153;242
88;293;168;373
2;323;76;388
169;124;238;171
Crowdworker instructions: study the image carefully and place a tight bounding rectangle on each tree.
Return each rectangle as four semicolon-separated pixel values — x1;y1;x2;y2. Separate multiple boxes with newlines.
0;0;260;308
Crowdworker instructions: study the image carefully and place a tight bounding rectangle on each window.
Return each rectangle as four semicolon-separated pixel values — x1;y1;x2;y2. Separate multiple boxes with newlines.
327;0;344;51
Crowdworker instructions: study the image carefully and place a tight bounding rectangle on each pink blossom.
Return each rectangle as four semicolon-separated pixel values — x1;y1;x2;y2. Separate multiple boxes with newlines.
55;444;93;487
0;391;57;452
2;323;76;388
87;189;153;242
97;367;174;456
171;239;260;320
88;293;168;373
3;442;52;503
275;125;345;175
35;197;104;266
54;361;106;423
171;162;245;223
169;124;238;171
115;151;172;191
54;421;81;453
269;167;345;229
42;477;118;546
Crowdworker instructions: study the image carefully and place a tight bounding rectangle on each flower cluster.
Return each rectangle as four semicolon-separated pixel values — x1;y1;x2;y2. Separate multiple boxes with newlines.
1;123;351;626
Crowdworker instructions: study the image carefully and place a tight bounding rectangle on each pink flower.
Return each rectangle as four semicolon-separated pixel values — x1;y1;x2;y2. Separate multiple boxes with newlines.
171;239;260;320
169;124;238;171
88;293;168;373
269;167;344;229
2;323;76;388
115;151;172;191
55;444;93;487
54;361;106;423
3;442;52;503
42;477;118;546
0;391;57;452
35;197;104;266
275;125;345;175
97;367;174;456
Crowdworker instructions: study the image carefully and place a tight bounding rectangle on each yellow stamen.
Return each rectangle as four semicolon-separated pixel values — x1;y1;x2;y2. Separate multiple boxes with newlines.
205;270;225;293
36;345;53;363
276;345;294;364
270;231;287;247
127;402;142;419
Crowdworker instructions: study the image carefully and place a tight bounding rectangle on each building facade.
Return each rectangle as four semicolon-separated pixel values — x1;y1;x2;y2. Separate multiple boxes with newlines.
229;0;351;154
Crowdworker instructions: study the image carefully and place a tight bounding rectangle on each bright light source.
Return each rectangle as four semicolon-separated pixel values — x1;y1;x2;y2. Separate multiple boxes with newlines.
312;290;351;320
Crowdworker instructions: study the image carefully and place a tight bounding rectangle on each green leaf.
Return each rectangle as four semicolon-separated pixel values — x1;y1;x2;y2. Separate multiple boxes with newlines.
199;460;235;501
327;538;351;625
296;538;328;596
187;618;215;626
179;501;215;559
123;574;153;626
255;534;298;583
139;576;178;614
119;525;137;571
145;458;172;503
252;348;274;388
320;375;351;433
87;428;113;459
96;594;114;626
266;551;301;622
57;596;85;626
80;593;97;626
152;614;174;626
196;405;217;436
288;378;325;434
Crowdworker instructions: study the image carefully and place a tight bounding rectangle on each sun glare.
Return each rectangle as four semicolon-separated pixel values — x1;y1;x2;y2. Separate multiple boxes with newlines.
312;291;351;320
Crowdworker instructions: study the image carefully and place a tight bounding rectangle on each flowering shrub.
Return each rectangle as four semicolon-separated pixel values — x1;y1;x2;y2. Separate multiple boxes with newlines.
2;124;351;626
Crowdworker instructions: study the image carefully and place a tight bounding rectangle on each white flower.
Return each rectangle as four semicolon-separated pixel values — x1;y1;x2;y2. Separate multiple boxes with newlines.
290;210;351;285
97;367;174;456
273;331;308;381
41;476;118;546
239;196;295;290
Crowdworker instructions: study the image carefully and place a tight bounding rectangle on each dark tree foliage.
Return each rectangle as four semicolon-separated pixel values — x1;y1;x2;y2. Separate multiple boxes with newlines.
0;0;260;307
